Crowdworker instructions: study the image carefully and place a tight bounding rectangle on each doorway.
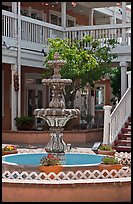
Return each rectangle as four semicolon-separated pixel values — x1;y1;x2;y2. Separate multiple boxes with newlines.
25;73;46;116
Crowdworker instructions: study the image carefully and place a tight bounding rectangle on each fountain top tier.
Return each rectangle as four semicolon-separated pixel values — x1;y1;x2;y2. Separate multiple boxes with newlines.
34;52;79;125
42;52;72;106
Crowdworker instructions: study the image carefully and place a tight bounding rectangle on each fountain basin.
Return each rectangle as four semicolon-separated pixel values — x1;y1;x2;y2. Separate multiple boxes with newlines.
2;152;105;173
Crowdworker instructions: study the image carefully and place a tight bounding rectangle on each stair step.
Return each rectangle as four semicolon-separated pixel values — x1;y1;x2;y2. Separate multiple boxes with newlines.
125;122;131;128
128;116;131;122
114;139;131;145
114;145;131;152
118;133;131;140
121;127;131;133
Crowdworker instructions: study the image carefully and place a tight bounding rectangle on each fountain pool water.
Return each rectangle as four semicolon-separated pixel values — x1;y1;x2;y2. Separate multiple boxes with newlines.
2;152;104;168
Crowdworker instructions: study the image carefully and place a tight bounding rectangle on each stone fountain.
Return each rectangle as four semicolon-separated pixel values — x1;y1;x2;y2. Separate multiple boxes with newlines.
34;52;80;164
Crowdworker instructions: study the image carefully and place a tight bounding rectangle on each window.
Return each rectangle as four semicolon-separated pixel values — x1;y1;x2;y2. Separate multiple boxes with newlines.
67;19;74;27
21;7;46;22
49;10;76;27
51;14;61;26
95;85;105;110
21;9;28;16
2;3;12;11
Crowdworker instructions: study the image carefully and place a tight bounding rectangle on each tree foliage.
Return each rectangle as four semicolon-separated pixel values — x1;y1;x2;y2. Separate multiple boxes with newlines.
43;36;118;108
108;66;131;105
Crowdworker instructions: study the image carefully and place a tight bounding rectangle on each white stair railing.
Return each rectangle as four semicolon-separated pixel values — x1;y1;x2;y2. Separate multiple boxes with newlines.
103;86;131;145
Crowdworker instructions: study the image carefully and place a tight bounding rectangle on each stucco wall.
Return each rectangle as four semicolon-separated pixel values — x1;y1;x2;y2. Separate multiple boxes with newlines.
2;129;103;145
2;180;131;202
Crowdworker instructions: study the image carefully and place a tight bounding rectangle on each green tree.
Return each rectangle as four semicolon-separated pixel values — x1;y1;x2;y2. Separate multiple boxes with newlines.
108;67;121;105
43;36;118;108
108;66;131;105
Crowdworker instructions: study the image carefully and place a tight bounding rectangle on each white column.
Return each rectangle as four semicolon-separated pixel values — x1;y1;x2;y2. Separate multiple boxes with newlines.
110;16;113;24
122;2;126;23
126;71;131;88
89;9;94;25
12;2;17;13
103;105;112;144
90;95;95;123
121;2;127;45
11;65;17;131
61;2;66;28
12;2;17;38
17;2;21;117
120;61;128;97
113;7;116;24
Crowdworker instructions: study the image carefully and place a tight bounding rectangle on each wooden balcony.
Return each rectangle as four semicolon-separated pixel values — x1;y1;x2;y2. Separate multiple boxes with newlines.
2;10;131;67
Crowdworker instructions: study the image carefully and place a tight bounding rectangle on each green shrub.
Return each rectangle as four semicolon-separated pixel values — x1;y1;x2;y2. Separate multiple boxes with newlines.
101;156;120;165
14;116;34;130
99;144;114;151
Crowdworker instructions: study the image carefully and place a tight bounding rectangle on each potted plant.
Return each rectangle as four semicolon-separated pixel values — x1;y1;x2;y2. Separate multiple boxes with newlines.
2;145;18;156
14;116;34;130
97;144;116;156
38;154;63;174
98;156;122;175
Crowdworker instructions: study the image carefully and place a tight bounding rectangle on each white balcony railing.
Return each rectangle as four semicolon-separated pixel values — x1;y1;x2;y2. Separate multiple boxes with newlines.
2;10;64;45
2;10;131;47
65;24;131;46
2;11;18;38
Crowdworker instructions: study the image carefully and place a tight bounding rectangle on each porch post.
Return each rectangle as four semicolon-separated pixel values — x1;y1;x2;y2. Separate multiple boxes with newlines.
90;91;95;123
113;7;116;24
11;65;17;131
89;9;94;25
61;2;66;38
12;2;17;38
12;2;17;13
103;105;112;144
17;2;21;117
121;2;127;45
126;71;131;88
120;61;128;97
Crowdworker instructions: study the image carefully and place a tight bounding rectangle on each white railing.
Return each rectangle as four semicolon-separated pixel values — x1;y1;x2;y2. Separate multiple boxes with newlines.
2;10;131;47
21;15;64;44
2;10;17;38
109;86;131;144
65;23;131;46
2;10;64;45
103;86;131;145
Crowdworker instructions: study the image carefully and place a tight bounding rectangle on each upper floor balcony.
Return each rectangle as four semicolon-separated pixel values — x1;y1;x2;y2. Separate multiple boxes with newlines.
2;3;131;67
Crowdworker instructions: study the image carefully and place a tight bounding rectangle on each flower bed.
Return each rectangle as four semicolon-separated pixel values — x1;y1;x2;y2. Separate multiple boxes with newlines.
2;145;18;156
97;144;116;156
38;154;63;175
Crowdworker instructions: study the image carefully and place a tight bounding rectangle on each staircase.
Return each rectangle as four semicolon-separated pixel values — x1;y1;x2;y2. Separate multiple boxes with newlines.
113;116;131;152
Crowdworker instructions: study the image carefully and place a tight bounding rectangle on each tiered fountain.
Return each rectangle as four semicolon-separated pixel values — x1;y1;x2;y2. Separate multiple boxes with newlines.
2;52;105;170
33;52;80;164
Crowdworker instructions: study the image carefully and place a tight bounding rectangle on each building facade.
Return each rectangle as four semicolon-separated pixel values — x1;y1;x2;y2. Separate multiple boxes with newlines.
2;2;131;130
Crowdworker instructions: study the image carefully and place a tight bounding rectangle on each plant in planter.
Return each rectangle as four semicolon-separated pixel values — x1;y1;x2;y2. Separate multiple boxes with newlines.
97;144;116;156
38;154;63;174
98;156;122;176
101;156;120;165
14;116;34;130
2;145;18;156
